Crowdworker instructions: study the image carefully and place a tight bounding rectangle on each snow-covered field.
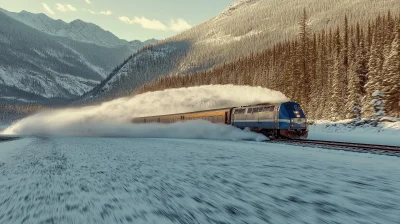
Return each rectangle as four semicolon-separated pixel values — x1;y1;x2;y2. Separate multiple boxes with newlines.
309;120;400;146
0;136;399;223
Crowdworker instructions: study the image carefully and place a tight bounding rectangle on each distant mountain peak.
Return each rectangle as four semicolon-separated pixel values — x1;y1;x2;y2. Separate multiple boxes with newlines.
0;8;130;47
70;19;86;25
217;0;259;19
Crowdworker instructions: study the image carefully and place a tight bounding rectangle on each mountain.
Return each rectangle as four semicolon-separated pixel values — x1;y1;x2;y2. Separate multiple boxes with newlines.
1;9;135;48
0;8;157;103
81;0;400;103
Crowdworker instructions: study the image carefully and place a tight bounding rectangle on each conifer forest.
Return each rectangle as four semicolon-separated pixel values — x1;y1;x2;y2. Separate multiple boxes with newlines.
136;11;400;121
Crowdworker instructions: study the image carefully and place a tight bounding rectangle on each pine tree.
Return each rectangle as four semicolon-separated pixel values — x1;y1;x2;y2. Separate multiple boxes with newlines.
382;27;400;117
341;15;350;118
298;8;311;111
354;35;369;97
346;31;361;119
331;29;342;120
364;18;384;118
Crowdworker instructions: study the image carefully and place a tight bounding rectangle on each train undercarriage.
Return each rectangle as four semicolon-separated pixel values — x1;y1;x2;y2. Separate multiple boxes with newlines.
244;127;308;139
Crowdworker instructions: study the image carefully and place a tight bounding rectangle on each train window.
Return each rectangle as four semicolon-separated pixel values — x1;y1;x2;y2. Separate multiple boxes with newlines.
247;108;253;113
217;116;222;122
234;109;245;114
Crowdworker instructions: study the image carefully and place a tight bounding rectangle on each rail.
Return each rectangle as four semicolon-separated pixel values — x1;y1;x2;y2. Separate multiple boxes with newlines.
271;138;400;155
0;135;20;142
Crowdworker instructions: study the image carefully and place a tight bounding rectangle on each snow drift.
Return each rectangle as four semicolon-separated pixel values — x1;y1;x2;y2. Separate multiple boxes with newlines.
309;119;400;146
2;85;288;141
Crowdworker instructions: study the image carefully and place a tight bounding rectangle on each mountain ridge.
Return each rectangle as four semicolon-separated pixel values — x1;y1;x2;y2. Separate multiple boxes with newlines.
0;9;157;103
80;0;400;104
0;8;157;48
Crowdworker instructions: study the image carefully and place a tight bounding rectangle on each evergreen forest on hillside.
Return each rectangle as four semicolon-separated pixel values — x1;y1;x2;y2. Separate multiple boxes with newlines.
136;10;400;120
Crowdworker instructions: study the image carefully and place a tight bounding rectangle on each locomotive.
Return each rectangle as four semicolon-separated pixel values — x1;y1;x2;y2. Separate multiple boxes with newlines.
131;101;308;139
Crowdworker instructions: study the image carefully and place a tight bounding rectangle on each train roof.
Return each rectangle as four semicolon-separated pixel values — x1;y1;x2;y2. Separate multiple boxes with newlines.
132;101;291;120
132;107;233;119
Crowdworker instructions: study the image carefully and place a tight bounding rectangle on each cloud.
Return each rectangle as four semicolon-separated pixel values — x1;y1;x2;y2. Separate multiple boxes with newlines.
119;16;132;24
85;0;91;4
169;19;192;32
42;3;55;15
83;8;111;15
100;10;112;15
56;3;77;12
119;16;168;31
119;16;192;32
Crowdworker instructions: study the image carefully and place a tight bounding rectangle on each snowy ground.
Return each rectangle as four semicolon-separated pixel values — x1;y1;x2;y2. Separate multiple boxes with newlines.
309;120;400;146
0;136;399;224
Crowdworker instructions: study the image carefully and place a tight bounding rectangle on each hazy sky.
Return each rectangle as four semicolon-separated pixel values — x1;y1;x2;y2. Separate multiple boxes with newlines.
0;0;235;41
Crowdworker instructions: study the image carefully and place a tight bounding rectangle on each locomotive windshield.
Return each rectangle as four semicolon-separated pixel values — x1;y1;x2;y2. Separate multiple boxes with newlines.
283;103;306;118
284;104;303;112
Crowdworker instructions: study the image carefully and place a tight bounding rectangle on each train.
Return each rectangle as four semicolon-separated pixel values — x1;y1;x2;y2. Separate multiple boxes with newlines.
131;101;308;139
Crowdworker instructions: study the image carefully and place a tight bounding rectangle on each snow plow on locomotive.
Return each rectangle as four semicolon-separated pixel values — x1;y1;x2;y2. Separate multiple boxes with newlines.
131;101;308;139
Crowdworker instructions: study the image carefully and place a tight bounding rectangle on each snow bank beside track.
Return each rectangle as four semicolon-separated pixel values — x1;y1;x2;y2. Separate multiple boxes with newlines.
308;120;400;146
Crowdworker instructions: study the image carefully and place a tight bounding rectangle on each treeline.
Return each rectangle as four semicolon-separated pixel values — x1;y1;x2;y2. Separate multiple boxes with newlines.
135;11;400;120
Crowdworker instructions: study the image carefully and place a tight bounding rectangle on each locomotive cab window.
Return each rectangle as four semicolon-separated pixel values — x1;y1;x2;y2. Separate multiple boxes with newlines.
285;104;302;112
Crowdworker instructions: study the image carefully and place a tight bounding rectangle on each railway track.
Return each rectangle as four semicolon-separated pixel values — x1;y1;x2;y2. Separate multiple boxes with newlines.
0;135;20;142
271;139;400;156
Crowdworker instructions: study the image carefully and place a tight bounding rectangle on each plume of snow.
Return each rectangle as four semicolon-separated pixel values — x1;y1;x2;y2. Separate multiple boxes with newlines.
3;85;288;141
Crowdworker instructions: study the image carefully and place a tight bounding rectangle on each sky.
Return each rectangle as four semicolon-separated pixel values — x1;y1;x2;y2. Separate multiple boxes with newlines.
0;0;235;41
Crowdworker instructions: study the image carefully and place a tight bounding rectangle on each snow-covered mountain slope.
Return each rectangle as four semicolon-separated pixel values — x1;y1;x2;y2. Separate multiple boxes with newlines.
0;8;155;48
82;0;400;102
0;9;156;102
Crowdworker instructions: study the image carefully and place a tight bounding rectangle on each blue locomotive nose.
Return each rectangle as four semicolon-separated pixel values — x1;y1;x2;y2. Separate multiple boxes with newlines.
278;102;308;138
